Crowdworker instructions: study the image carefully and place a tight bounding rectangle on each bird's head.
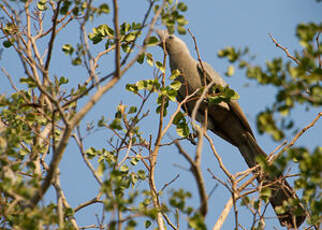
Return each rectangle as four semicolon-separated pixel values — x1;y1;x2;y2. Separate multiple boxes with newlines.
156;29;190;56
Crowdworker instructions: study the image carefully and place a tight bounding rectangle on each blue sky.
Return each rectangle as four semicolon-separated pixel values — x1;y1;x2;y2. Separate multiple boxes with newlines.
1;0;321;229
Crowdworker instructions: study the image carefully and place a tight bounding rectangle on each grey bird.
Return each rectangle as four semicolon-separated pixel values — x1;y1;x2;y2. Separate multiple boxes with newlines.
156;29;306;228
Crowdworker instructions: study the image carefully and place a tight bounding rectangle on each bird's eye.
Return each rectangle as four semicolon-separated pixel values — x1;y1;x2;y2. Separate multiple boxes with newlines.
168;35;174;39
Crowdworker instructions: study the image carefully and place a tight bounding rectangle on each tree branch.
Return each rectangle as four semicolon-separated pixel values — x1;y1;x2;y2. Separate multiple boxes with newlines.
113;0;120;79
269;33;300;65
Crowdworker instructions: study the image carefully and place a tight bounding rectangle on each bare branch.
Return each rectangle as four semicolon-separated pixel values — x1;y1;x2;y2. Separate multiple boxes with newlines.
188;28;207;86
160;174;180;193
204;133;234;181
316;32;321;68
162;212;178;230
74;193;104;213
73;128;103;185
44;0;62;71
270;112;321;163
113;0;121;79
174;141;208;216
117;134;133;168
269;33;300;65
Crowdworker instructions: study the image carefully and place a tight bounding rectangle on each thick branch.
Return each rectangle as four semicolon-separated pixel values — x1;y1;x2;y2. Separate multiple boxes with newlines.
174;141;208;216
44;0;62;71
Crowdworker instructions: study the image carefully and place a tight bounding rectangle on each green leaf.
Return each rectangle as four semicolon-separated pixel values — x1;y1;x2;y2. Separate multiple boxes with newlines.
177;2;188;12
59;76;69;85
224;87;239;100
60;0;71;15
130;173;138;186
62;44;74;55
238;60;248;69
173;111;185;125
275;205;286;215
86;147;97;158
155;61;165;73
124;33;136;42
98;3;110;14
188;213;206;230
169;80;182;90
122;43;131;53
37;0;47;11
72;57;82;65
136;80;146;90
145;220;152;228
225;65;235;77
177;15;188;26
145;36;159;47
96;162;105;177
137;170;146;180
176;123;189;137
146;53;154;66
20;77;37;88
130;157;139;166
128;106;137;114
166;88;177;101
105;40;111;49
125;83;138;94
109;118;122;130
98;116;106;127
120;22;131;34
170;69;181;80
241;196;250;206
217;49;226;57
260;188;272;203
137;53;145;64
120;164;129;173
177;26;186;35
3;40;13;48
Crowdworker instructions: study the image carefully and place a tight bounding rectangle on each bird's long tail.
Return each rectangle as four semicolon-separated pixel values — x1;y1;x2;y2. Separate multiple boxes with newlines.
238;132;306;228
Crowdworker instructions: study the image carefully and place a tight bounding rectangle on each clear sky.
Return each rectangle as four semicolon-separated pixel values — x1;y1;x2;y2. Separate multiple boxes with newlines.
1;0;321;229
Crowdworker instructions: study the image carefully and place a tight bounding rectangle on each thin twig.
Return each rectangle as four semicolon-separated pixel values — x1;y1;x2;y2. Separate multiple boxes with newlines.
73;129;103;185
270;112;322;163
316;32;321;68
269;33;300;65
74;193;103;213
207;168;232;193
160;174;180;193
204;133;234;181
117;134;133;168
113;0;120;79
162;212;178;230
188;29;207;86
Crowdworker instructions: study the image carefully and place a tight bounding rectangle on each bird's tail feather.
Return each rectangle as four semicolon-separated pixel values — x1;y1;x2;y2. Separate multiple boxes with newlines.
238;133;306;228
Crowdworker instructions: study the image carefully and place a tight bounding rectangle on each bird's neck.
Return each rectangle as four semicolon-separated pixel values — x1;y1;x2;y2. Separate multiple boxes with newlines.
169;51;194;71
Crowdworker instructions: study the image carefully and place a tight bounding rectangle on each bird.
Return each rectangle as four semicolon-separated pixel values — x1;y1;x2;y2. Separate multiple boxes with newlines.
156;29;306;228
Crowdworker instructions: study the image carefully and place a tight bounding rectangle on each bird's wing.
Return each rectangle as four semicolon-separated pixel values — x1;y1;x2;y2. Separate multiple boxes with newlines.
197;61;227;87
228;100;255;138
196;62;255;138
